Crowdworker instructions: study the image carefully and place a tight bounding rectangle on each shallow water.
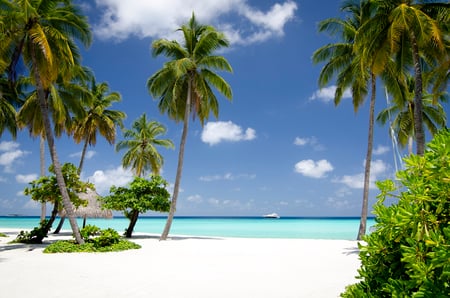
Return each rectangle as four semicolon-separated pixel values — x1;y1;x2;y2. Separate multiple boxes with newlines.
0;216;376;240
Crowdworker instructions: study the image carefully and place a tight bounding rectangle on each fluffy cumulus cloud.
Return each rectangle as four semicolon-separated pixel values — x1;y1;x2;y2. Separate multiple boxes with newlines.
294;159;334;178
0;141;30;173
373;145;389;155
69;150;96;160
201;121;256;145
16;174;38;184
334;159;389;189
84;166;133;195
91;0;297;45
199;172;256;181
309;85;352;103
294;136;325;151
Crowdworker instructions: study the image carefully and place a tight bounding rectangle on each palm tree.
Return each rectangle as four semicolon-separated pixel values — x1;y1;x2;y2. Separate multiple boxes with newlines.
313;0;382;240
147;13;233;240
116;114;173;236
0;75;18;138
377;74;447;154
72;78;126;174
17;67;91;221
2;0;92;244
116;113;173;177
357;0;448;155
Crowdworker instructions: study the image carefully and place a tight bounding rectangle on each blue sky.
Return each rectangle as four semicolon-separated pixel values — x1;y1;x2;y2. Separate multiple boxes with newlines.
0;0;448;217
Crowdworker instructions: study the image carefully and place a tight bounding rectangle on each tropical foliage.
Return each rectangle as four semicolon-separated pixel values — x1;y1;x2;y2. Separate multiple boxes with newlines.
101;175;171;238
43;225;141;253
147;13;233;240
72;78;126;174
116;114;173;177
342;129;450;297
19;163;93;244
1;0;93;244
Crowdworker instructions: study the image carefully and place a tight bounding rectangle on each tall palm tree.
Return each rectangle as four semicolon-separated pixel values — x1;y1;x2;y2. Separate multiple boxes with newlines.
17;66;90;221
313;0;382;240
0;75;18;138
116;113;173;177
2;0;92;244
147;13;233;240
377;74;447;154
357;0;448;155
72;78;126;174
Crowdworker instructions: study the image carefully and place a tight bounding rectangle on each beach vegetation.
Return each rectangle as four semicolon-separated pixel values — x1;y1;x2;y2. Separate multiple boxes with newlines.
0;232;7;237
17;163;93;244
101;175;171;238
342;129;450;297
147;13;233;240
43;226;141;253
116;113;173;177
1;0;93;244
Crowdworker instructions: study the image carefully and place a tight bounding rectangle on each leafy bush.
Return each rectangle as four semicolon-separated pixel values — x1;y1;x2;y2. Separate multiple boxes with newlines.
44;227;140;253
43;239;141;253
12;220;49;244
342;130;450;297
80;225;101;241
0;232;7;237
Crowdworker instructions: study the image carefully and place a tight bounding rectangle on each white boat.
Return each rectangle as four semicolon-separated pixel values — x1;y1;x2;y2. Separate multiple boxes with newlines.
263;213;280;219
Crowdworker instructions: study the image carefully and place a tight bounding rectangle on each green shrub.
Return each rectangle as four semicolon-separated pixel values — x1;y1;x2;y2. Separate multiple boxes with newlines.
80;225;101;241
12;220;49;244
92;228;120;248
0;232;7;237
342;130;450;297
43;239;141;253
43;227;140;253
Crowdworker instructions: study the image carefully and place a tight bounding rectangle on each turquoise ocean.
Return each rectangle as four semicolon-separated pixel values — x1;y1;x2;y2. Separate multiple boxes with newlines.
0;216;376;240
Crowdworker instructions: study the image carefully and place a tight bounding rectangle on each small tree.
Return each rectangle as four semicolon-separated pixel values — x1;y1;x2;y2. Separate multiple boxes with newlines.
342;129;450;297
22;163;92;243
101;175;171;238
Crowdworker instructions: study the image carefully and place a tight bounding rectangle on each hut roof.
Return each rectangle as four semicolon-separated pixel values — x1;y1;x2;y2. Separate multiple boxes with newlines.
61;189;113;219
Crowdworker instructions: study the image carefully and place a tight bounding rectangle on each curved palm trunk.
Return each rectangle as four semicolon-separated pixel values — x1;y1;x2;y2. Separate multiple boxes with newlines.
357;74;376;240
160;80;192;240
31;50;84;244
39;135;46;221
410;33;425;156
78;137;89;174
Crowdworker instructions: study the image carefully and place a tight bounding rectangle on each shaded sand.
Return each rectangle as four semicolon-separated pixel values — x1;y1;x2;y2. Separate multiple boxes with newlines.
0;229;361;298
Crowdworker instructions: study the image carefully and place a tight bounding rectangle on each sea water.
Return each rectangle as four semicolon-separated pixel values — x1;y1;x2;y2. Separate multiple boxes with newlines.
0;216;376;240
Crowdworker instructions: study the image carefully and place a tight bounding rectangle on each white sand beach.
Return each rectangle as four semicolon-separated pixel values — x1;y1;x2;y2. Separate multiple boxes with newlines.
0;229;361;298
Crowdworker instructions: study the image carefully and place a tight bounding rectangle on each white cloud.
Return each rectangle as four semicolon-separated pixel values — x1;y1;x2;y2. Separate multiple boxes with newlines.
69;150;96;160
201;121;256;145
373;145;389;155
0;141;19;151
294;136;325;151
92;0;297;45
16;174;38;184
0;141;30;173
199;172;255;181
309;85;352;103
326;197;352;209
334;159;389;189
187;194;203;203
294;159;334;178
84;166;133;195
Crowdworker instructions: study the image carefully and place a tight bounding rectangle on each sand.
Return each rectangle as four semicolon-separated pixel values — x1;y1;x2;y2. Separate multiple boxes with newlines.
0;229;361;298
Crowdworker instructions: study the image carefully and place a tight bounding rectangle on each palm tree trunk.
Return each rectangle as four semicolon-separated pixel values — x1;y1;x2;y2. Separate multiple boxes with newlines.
160;79;192;240
78;138;89;174
357;73;376;240
31;49;84;244
410;32;425;156
39;135;46;221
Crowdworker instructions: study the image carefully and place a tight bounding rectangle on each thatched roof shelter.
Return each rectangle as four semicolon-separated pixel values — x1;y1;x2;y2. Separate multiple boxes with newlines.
60;189;112;227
